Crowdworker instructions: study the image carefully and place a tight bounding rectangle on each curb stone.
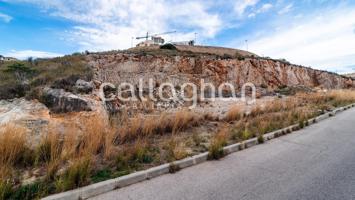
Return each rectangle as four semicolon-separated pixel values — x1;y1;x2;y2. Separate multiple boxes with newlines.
42;104;355;200
116;170;147;188
173;157;195;169
243;138;258;148
192;152;209;164
146;164;170;179
223;143;241;154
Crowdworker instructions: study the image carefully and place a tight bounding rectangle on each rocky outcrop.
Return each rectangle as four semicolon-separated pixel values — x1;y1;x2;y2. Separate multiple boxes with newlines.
0;98;50;141
88;53;354;92
74;79;94;94
42;87;93;113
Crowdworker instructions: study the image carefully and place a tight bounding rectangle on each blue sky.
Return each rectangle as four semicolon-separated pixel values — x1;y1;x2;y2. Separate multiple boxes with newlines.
0;0;355;73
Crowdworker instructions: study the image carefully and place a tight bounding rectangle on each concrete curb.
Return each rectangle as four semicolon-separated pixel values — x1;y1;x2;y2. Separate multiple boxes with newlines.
43;103;355;200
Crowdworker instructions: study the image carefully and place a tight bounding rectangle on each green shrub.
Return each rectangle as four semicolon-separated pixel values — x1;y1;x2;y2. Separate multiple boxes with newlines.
10;182;54;200
0;180;13;200
208;130;227;160
241;129;251;140
116;152;130;171
208;142;224;160
91;169;112;183
131;146;154;164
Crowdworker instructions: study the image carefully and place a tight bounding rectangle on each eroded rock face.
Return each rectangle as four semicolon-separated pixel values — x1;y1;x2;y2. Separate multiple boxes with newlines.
88;53;354;91
42;87;93;113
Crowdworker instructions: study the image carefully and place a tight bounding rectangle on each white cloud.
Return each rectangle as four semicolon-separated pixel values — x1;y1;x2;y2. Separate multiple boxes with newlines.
278;3;293;15
0;12;12;23
248;3;273;18
258;3;273;13
246;7;355;73
4;50;63;60
8;0;222;51
234;0;259;16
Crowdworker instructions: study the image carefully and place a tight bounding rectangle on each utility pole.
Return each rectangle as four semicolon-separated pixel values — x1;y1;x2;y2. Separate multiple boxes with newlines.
245;40;249;51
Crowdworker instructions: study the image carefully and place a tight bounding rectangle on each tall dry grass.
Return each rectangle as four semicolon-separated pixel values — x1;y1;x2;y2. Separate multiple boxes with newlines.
224;106;242;122
0;124;28;167
116;110;200;142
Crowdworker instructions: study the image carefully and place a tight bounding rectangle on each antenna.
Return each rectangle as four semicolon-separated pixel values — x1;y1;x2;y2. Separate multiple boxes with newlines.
245;40;249;51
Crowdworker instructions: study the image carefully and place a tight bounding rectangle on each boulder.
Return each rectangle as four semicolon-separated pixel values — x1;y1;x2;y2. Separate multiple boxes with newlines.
74;79;94;94
42;87;92;113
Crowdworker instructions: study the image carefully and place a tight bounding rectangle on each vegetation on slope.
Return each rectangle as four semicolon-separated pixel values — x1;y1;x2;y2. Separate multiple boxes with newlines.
1;90;355;199
0;55;92;100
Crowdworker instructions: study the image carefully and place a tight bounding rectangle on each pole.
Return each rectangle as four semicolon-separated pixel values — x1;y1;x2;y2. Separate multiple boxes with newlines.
245;40;248;51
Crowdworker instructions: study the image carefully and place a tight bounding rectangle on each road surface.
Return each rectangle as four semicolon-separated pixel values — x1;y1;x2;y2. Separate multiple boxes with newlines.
91;108;355;200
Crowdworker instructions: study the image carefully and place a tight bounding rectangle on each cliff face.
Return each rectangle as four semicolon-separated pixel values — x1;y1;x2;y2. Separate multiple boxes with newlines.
89;53;354;91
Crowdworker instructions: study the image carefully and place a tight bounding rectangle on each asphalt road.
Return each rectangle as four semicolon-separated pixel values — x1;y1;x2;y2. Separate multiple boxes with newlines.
91;108;355;200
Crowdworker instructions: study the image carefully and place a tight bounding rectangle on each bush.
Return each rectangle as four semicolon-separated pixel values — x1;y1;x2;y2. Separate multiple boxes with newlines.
208;129;228;160
164;139;188;162
130;143;154;164
160;44;177;50
235;53;245;60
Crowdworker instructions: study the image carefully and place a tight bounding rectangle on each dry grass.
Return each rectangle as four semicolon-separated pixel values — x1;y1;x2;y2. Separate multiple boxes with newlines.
203;113;219;121
55;157;91;192
0;124;28;167
208;127;229;160
116;110;200;142
36;130;62;164
4;89;355;198
224;106;242;122
172;110;199;134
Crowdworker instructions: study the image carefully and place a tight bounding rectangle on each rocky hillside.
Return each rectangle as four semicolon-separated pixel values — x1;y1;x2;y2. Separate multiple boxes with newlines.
89;49;354;93
0;46;354;116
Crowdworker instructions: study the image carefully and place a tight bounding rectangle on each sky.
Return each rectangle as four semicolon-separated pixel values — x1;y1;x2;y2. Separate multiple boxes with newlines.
0;0;355;73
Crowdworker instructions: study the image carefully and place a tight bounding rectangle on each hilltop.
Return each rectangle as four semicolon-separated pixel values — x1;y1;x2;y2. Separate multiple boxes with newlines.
128;44;257;58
